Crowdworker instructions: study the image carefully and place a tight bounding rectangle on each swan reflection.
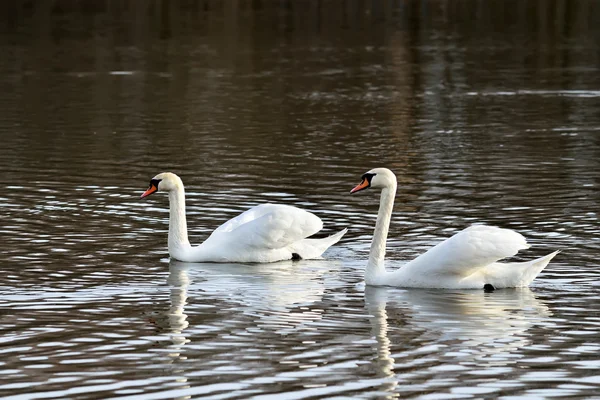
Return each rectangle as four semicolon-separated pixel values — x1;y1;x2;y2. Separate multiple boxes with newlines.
151;262;191;348
364;286;550;396
364;287;399;397
166;262;191;344
147;261;192;399
165;258;344;341
152;258;339;359
168;258;340;310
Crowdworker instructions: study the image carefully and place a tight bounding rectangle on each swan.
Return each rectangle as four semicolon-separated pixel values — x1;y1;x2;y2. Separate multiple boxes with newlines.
141;172;347;263
351;167;559;289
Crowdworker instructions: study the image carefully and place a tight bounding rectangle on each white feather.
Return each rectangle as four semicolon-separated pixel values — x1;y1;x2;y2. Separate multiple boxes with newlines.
354;168;558;289
143;173;346;263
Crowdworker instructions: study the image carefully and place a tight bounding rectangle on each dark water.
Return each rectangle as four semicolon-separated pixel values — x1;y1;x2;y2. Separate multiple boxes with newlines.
1;1;600;398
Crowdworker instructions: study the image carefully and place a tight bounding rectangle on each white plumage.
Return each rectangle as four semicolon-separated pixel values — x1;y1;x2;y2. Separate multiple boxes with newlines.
141;172;347;263
351;167;559;289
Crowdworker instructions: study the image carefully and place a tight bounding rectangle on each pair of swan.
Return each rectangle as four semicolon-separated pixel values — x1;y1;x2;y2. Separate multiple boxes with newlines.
141;168;558;289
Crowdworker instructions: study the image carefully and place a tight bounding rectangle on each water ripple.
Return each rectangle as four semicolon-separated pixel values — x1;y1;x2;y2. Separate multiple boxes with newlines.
2;1;600;398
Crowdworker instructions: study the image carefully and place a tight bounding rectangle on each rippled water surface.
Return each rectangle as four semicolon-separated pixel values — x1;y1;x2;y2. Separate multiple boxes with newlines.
2;1;600;398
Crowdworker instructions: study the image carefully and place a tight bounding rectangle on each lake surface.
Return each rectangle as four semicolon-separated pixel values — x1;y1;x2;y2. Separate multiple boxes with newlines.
1;1;600;398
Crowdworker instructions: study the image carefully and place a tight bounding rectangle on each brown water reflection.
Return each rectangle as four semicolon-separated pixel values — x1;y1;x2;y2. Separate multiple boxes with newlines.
1;1;600;399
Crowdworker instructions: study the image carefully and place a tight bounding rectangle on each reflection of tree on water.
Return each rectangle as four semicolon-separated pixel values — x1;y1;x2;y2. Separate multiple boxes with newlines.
364;286;550;397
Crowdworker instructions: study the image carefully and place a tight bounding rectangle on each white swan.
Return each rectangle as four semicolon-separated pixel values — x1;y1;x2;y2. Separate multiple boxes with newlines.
351;167;559;289
141;172;347;263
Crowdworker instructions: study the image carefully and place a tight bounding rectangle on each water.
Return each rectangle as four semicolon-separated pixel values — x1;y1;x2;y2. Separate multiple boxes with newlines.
1;1;600;398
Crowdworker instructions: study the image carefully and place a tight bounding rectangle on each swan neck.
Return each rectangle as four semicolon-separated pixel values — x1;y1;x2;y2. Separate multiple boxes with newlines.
367;184;396;283
168;187;190;255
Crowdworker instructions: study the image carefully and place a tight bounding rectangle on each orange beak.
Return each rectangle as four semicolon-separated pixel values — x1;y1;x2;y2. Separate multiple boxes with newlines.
141;184;158;199
350;179;369;193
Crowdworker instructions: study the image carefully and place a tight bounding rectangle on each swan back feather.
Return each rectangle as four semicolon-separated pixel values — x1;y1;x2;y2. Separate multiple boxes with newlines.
205;204;323;250
401;225;530;278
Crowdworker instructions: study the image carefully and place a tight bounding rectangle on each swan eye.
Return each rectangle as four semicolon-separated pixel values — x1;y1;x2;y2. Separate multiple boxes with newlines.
351;173;376;193
141;178;162;199
150;178;162;187
362;173;376;183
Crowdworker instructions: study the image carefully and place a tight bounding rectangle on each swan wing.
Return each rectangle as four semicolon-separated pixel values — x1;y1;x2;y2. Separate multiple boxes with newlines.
400;225;530;278
206;204;323;250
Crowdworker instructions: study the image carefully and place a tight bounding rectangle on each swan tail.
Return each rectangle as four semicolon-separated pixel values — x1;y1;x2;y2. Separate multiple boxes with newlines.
484;250;560;288
289;228;348;259
519;250;560;286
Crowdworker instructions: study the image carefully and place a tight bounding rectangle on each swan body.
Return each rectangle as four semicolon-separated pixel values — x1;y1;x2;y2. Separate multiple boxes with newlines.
351;168;558;289
141;172;347;263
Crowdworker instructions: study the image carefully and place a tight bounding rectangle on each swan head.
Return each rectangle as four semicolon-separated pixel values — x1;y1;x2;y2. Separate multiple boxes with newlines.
350;168;397;193
140;172;183;198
